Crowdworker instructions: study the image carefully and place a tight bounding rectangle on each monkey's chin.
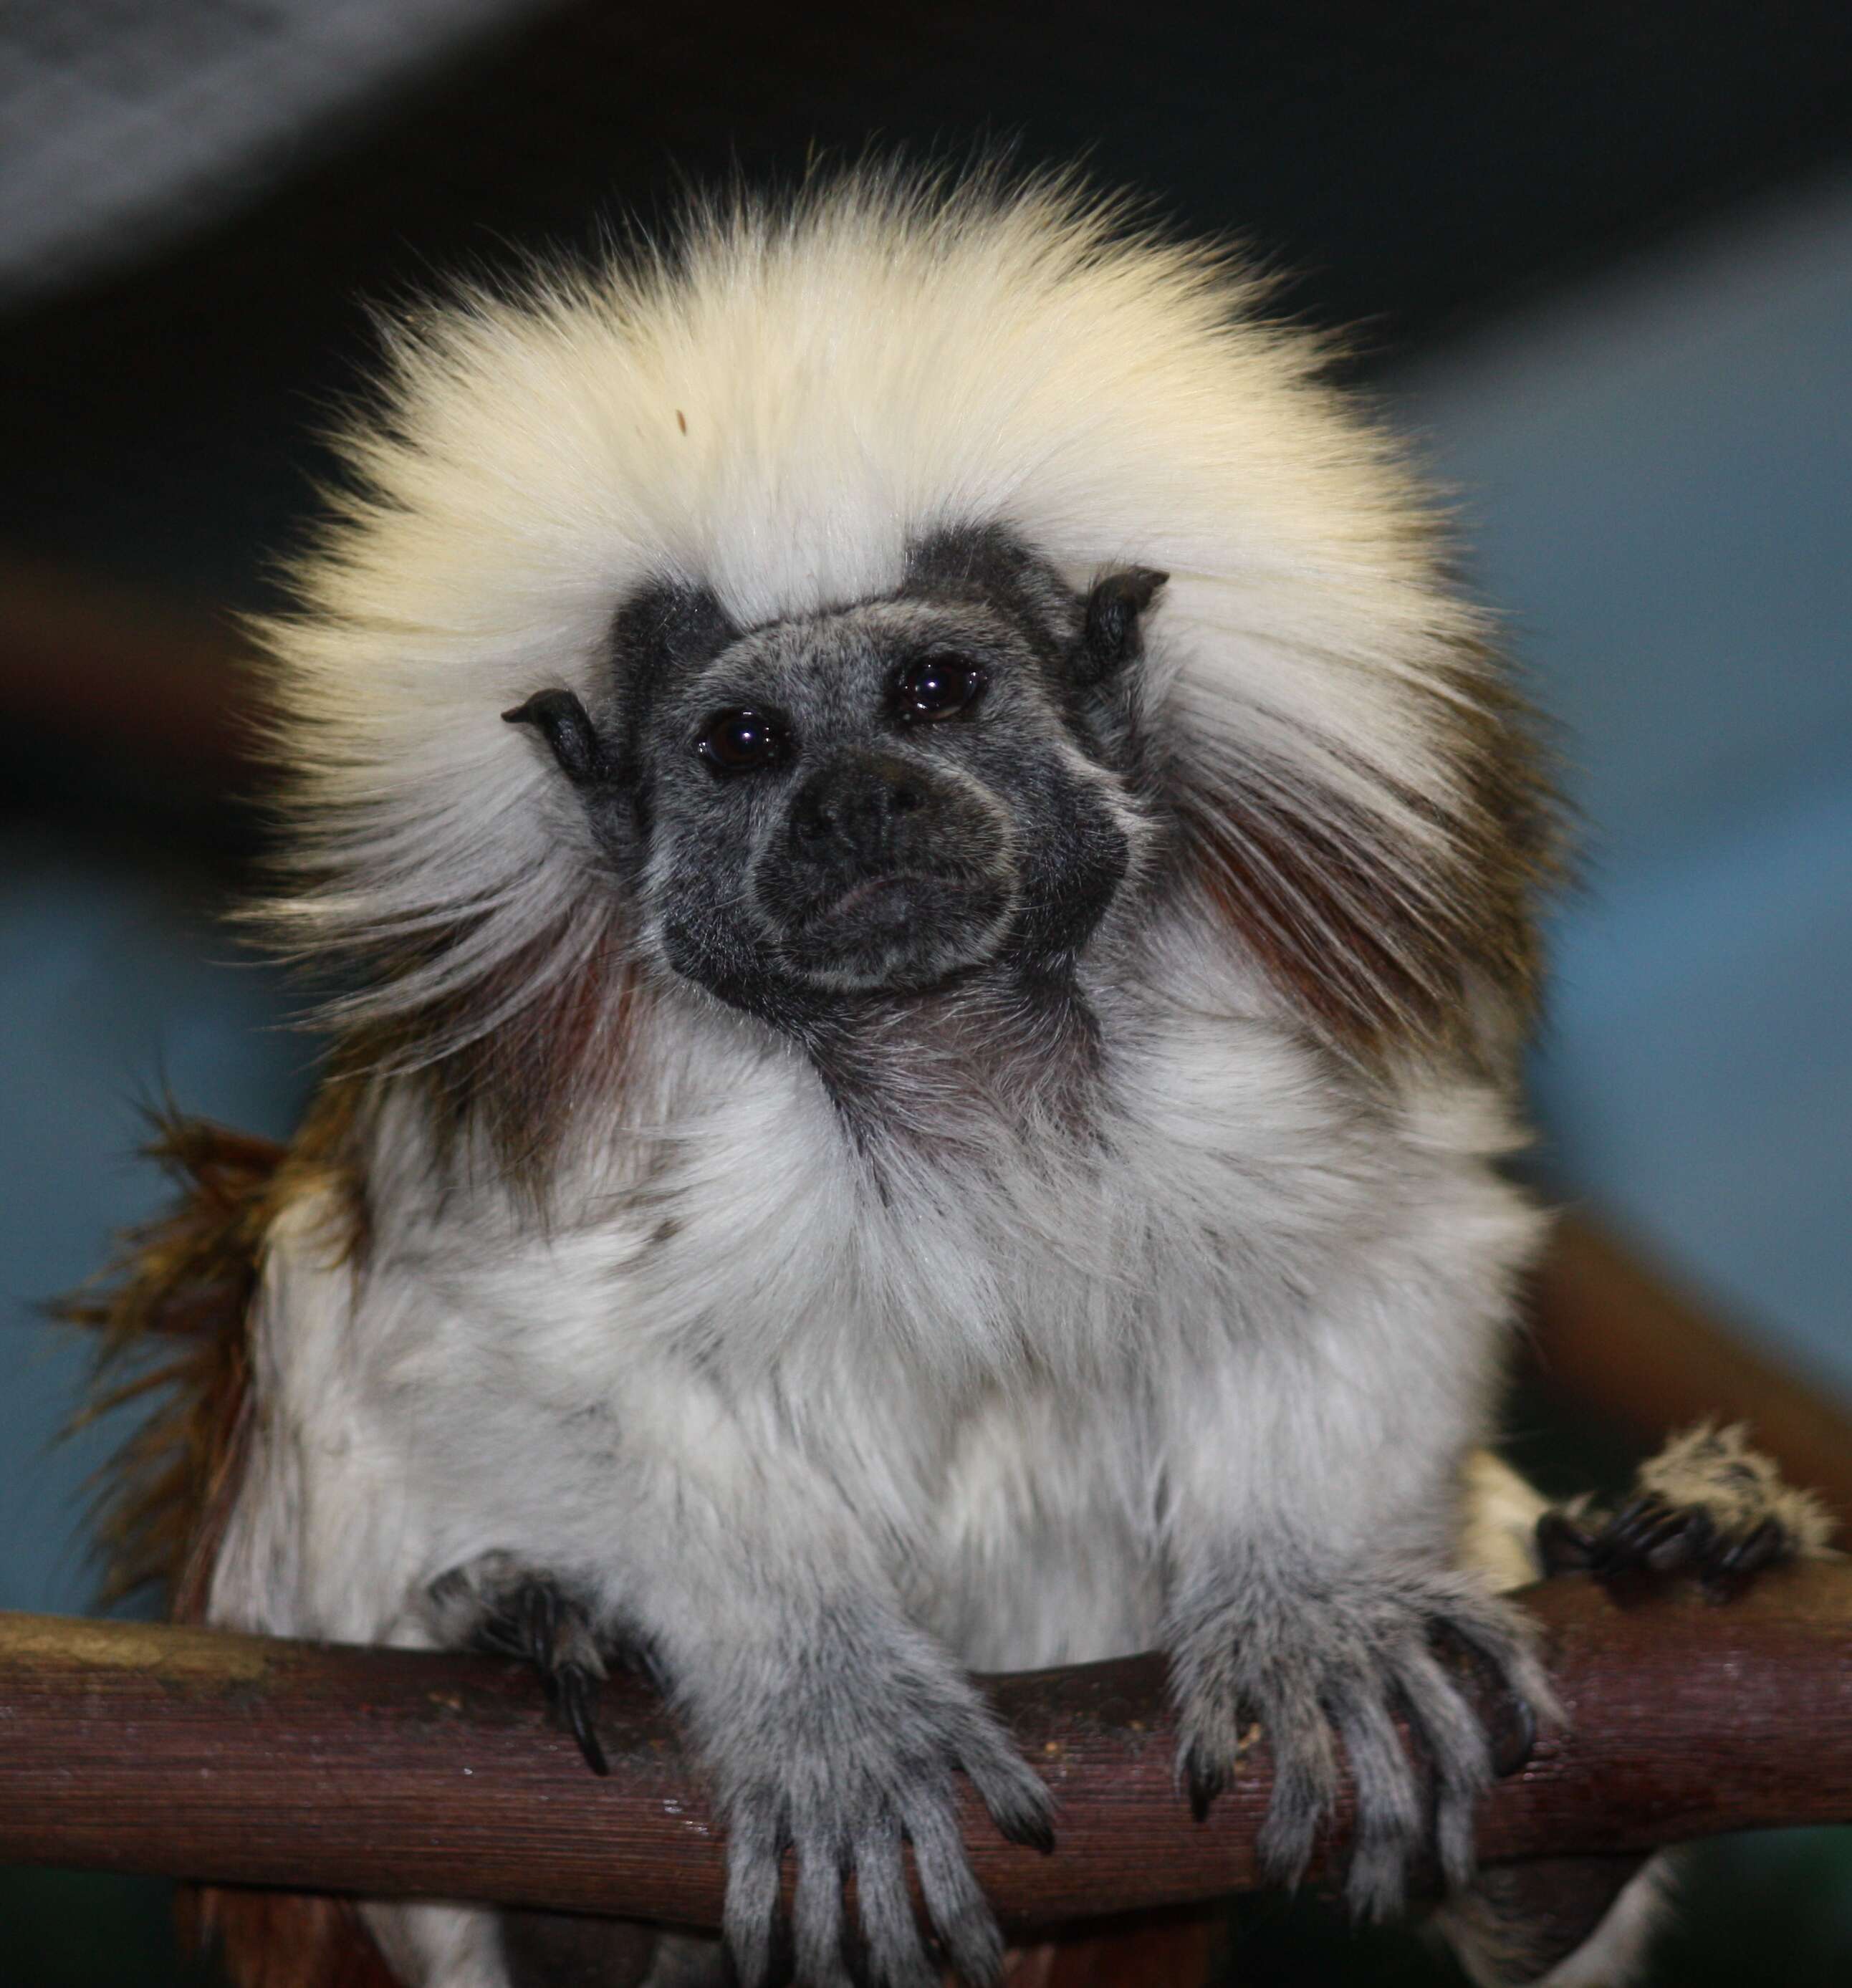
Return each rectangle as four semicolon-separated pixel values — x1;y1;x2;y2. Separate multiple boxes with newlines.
771;873;1014;994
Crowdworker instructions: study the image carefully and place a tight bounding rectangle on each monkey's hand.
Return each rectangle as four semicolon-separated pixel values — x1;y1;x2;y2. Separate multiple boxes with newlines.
426;1552;618;1775
698;1609;1053;1988
1537;1421;1838;1600
1169;1560;1556;1921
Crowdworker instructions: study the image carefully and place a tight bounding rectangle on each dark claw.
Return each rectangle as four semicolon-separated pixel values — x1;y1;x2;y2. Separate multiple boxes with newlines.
1604;1492;1661;1538
1552;1446;1803;1608
1535;1509;1596;1575
522;1582;558;1674
1490;1684;1537;1779
1649;1507;1713;1574
553;1663;610;1777
1622;1510;1701;1577
997;1807;1056;1855
1598;1493;1667;1551
1429;1620;1537;1778
1589;1496;1692;1578
1719;1516;1784;1575
1702;1517;1788;1602
1186;1747;1224;1824
474;1608;530;1663
455;1572;613;1776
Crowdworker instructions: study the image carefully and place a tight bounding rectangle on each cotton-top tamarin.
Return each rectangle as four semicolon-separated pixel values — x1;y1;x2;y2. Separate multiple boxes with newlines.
81;167;1833;1988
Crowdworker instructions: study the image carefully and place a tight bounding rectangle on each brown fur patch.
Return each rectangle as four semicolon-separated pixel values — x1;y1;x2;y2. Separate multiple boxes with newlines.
64;1103;391;1987
346;919;643;1201
1176;655;1560;1062
62;1117;283;1615
184;1889;401;1988
64;1090;369;1615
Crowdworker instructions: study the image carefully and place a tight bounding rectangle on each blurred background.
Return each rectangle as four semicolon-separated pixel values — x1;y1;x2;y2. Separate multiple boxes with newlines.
2;2;1849;1982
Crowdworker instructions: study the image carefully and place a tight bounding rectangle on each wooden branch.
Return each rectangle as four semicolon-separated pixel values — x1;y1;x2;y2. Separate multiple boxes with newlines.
3;1564;1849;1927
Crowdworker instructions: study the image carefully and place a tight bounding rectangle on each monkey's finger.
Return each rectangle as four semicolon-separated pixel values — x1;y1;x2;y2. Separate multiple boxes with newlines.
1591;1494;1689;1575
1253;1689;1339;1890
791;1826;853;1988
1425;1619;1536;1777
1534;1508;1597;1575
464;1586;530;1661
552;1663;608;1777
900;1791;1005;1988
1592;1519;1688;1581
519;1581;559;1674
1702;1515;1787;1601
1646;1507;1714;1577
1393;1640;1494;1893
949;1720;1054;1853
1490;1686;1539;1780
721;1797;785;1988
1719;1515;1786;1575
1425;1596;1561;1737
1333;1682;1422;1920
853;1815;939;1988
1184;1743;1225;1823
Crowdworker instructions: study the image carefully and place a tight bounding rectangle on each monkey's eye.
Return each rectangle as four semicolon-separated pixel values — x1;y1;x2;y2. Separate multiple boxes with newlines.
697;709;789;774
894;656;986;723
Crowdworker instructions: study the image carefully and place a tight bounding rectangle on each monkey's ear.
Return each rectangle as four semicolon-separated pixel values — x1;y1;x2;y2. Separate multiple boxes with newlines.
1077;567;1168;687
502;688;614;786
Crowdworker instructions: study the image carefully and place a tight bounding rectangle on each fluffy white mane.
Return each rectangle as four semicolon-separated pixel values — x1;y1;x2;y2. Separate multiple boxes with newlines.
254;166;1538;1065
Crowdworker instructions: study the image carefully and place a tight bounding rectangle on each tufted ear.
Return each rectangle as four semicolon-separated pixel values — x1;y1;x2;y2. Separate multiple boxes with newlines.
1077;567;1168;688
502;688;613;785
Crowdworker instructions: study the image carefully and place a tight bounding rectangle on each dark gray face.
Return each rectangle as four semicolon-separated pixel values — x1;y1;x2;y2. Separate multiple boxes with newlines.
505;527;1165;1028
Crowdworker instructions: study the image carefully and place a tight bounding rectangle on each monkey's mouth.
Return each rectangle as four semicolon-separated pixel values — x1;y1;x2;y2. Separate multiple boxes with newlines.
812;873;922;924
768;866;1016;990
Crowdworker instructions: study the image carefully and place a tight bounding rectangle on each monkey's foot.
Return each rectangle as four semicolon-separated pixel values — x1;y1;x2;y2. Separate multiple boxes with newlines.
427;1552;613;1775
1537;1423;1836;1603
1171;1565;1558;1922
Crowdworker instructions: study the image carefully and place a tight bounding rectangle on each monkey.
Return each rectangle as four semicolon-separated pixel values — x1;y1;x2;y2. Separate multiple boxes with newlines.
77;167;1836;1988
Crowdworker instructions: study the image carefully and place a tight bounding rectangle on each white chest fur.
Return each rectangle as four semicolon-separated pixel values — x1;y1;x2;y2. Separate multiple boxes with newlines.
214;981;1536;1679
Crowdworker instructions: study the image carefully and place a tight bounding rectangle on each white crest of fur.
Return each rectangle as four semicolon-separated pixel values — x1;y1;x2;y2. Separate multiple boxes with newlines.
252;165;1489;1050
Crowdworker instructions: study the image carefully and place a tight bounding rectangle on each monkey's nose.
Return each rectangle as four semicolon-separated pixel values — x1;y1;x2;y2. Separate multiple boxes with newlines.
789;754;931;868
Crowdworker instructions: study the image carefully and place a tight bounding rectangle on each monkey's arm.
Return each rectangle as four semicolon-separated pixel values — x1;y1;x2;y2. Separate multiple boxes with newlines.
656;1438;1059;1986
438;1403;1052;1988
211;1187;1050;1988
1155;1252;1555;1923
